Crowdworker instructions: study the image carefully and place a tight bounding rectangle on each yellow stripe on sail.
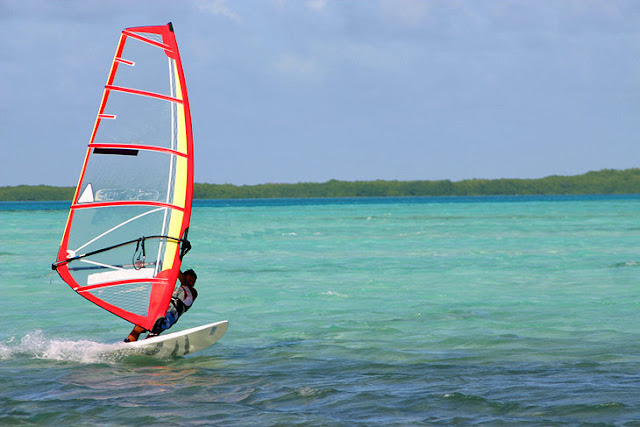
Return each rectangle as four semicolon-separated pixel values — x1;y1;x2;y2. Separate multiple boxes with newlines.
161;155;187;270
161;61;189;270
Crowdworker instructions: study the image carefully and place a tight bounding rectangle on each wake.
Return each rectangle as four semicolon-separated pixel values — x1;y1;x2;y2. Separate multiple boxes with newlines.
0;330;125;364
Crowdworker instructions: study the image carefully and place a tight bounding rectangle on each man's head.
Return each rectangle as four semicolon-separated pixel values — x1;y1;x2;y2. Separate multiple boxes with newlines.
184;269;197;287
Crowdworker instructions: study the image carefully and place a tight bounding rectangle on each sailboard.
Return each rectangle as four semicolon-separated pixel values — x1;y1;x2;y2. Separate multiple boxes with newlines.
116;320;228;358
52;23;200;334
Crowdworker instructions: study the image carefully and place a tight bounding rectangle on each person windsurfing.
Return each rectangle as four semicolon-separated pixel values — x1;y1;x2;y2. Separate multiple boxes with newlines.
124;269;199;342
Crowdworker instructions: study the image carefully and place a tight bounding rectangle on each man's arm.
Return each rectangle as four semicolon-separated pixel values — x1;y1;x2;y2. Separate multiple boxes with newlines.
177;270;186;285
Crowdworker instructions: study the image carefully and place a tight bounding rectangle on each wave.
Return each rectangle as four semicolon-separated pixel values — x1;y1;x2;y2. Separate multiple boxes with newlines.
610;261;640;268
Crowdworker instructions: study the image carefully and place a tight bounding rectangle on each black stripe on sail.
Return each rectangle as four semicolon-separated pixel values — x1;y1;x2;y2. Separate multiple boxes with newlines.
93;148;139;156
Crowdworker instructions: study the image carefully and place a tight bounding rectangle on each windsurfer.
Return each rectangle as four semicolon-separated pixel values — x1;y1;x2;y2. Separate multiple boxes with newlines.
124;269;199;342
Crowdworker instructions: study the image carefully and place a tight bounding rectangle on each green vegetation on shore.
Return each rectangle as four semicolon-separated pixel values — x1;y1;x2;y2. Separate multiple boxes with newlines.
3;169;640;201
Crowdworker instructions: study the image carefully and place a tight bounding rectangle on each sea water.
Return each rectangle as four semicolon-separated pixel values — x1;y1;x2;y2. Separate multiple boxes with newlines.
2;196;640;425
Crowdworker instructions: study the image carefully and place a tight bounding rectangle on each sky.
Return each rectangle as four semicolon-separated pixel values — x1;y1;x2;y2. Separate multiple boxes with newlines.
2;0;640;186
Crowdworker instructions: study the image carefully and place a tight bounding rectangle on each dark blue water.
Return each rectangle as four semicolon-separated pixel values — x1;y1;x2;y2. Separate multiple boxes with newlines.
3;193;640;211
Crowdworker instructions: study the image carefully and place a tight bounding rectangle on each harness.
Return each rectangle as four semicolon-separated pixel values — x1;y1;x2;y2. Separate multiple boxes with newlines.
170;285;196;316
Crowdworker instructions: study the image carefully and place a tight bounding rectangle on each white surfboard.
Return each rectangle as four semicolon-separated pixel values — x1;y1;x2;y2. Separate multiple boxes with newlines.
118;320;228;358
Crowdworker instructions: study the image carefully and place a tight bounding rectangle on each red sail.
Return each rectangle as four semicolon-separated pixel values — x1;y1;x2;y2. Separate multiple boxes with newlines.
53;23;194;330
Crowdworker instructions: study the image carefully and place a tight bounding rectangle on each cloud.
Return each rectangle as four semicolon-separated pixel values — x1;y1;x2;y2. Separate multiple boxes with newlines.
306;0;328;11
273;54;323;80
379;0;433;28
196;0;240;22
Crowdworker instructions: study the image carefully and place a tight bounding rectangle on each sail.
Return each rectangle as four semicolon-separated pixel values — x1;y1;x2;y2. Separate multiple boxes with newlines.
53;23;194;330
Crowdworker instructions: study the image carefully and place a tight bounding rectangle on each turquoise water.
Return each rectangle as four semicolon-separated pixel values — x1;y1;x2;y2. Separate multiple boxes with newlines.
2;196;640;425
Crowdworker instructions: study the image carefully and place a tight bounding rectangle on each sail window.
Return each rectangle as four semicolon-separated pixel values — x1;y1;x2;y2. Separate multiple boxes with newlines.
78;183;95;203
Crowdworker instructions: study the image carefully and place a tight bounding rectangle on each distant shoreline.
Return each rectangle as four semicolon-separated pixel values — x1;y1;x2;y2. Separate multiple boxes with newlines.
2;168;640;201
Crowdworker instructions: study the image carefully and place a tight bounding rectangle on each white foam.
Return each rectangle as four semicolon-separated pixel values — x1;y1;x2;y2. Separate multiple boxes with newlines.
0;330;123;364
322;290;348;298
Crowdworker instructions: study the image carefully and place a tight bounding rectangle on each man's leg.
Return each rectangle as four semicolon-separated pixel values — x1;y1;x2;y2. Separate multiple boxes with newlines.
124;325;146;342
150;311;180;335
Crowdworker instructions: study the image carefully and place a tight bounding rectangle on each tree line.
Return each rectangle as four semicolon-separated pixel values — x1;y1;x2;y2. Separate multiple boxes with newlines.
3;169;640;201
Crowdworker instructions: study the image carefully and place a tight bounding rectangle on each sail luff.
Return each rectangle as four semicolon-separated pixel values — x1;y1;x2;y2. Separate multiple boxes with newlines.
172;25;194;239
151;22;194;325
